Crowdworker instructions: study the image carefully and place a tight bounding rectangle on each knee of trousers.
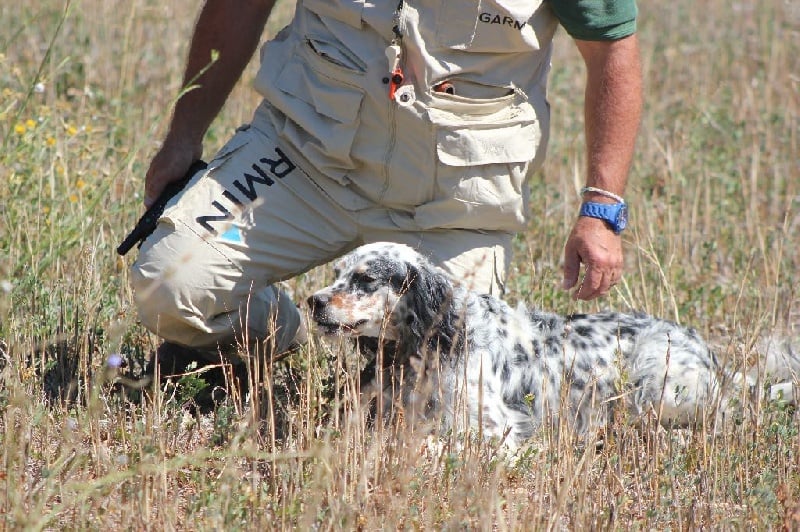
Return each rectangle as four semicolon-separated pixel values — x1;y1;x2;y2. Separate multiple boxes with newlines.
130;261;302;354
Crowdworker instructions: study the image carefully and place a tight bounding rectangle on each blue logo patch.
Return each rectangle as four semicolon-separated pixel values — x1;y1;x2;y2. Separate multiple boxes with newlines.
220;225;242;243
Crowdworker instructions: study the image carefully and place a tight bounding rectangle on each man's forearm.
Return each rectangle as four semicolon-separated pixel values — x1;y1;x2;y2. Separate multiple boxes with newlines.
167;0;275;145
575;34;642;199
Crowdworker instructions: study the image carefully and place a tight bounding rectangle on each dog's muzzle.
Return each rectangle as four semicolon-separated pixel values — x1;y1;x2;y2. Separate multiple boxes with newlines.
307;293;365;335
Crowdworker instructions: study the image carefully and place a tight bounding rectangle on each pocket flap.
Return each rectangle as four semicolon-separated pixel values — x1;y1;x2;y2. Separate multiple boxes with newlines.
275;58;363;124
436;122;538;166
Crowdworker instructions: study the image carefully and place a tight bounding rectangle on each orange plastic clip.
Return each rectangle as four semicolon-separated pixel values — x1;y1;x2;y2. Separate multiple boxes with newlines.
389;68;404;100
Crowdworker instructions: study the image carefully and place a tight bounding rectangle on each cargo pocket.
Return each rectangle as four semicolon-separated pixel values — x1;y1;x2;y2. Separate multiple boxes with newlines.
413;88;540;231
269;37;366;183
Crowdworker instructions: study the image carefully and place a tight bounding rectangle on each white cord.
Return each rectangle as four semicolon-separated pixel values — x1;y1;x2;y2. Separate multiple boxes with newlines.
580;186;625;204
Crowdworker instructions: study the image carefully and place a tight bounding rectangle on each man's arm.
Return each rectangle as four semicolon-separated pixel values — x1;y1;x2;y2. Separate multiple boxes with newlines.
144;0;275;207
562;33;642;300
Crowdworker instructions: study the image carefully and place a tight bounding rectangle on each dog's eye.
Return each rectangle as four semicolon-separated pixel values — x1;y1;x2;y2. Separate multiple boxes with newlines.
351;272;375;287
390;273;408;291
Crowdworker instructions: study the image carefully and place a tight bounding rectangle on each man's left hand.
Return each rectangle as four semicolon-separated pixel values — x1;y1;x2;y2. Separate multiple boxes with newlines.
562;216;623;300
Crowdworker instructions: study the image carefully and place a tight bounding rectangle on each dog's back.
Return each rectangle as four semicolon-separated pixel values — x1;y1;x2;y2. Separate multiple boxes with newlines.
429;291;723;445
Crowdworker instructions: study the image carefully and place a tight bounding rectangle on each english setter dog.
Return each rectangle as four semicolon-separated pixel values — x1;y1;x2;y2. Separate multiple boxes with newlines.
308;242;798;448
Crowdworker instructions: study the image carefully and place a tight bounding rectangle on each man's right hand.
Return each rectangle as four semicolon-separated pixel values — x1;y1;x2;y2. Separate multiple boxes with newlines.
144;136;203;208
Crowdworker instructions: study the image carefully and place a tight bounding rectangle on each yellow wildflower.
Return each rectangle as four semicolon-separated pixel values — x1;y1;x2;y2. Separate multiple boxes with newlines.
14;123;26;135
20;366;36;382
76;178;86;190
69;194;78;203
46;136;56;147
66;125;78;136
25;119;36;129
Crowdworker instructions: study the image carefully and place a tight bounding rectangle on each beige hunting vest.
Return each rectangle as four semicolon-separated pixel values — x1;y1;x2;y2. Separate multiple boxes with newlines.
254;0;559;232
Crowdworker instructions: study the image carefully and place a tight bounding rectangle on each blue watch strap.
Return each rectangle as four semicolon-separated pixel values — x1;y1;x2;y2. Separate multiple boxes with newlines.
579;201;628;234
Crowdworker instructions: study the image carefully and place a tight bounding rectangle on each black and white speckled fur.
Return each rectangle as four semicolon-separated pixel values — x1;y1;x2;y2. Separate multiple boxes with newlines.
308;243;798;448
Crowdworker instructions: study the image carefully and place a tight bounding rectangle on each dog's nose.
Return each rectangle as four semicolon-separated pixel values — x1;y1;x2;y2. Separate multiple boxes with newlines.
307;293;329;314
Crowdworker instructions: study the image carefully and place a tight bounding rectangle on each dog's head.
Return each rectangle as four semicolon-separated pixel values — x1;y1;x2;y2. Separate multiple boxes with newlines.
307;242;455;348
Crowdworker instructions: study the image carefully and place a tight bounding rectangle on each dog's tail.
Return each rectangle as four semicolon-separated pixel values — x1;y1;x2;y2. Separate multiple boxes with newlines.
749;335;800;403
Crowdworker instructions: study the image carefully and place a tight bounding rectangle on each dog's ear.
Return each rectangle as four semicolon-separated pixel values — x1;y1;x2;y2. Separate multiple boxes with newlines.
399;261;455;354
406;262;452;317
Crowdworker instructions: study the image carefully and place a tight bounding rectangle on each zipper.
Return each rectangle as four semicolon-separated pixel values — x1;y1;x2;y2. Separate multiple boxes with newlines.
379;0;407;202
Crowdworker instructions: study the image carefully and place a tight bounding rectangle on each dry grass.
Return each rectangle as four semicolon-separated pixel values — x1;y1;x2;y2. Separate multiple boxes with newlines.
1;0;799;529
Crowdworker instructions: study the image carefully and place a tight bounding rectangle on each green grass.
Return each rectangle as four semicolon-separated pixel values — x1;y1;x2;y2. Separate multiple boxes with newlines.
1;0;799;529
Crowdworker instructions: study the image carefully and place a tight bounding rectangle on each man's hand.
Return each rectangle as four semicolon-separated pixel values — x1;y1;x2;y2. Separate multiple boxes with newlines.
562;216;623;300
144;136;203;207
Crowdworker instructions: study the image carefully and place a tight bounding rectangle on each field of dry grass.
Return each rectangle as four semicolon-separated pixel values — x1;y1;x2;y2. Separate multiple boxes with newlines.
1;0;799;529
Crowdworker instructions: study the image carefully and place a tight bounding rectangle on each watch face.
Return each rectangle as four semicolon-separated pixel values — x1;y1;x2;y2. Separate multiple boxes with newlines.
616;204;628;232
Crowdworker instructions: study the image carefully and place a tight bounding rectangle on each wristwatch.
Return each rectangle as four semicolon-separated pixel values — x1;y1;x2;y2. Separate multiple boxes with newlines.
579;201;628;234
